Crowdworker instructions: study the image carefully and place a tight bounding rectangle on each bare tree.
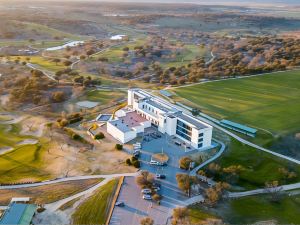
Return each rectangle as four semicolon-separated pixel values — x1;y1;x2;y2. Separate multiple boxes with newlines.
264;180;283;202
140;217;154;225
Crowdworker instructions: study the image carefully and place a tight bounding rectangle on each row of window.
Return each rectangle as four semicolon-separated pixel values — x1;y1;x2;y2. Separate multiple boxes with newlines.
142;104;159;115
177;120;192;131
176;129;192;141
176;124;192;136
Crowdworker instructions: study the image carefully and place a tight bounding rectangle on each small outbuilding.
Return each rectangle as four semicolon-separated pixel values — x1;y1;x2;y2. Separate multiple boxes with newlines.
0;202;37;225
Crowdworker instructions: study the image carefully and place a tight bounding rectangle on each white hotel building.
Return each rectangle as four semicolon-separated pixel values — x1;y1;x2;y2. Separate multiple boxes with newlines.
107;89;213;150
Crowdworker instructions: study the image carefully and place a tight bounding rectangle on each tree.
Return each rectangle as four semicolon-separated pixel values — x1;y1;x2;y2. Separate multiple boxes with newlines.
52;58;61;65
86;49;95;57
51;91;66;103
94;132;105;140
179;157;193;170
152;193;162;204
63;60;72;66
136;171;154;188
115;144;123;150
205;182;230;207
172;207;190;225
176;174;193;197
140;217;154;225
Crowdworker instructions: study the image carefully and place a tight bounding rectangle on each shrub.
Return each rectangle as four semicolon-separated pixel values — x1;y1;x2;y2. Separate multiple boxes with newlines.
126;158;132;165
72;133;81;140
115;144;123;150
132;160;140;168
131;156;138;162
51;91;66;103
94;132;105;140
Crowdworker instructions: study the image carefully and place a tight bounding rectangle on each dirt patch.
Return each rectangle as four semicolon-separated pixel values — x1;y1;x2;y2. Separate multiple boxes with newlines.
20;116;46;137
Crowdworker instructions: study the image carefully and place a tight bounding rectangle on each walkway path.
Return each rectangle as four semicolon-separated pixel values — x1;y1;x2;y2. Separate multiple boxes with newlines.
0;172;138;190
45;178;112;211
189;139;226;176
228;182;300;198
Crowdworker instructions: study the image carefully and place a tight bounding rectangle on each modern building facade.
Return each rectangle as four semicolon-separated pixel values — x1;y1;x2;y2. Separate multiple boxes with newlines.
107;89;213;150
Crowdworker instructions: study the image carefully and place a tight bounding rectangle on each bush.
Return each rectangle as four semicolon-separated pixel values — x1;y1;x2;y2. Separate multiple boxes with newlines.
126;158;132;165
132;160;140;168
72;133;81;140
94;132;105;140
115;144;123;150
51;91;66;103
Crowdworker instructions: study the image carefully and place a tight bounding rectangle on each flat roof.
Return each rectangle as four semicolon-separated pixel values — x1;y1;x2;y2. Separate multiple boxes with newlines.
108;111;148;133
0;203;36;225
220;119;257;134
176;113;209;129
146;100;170;113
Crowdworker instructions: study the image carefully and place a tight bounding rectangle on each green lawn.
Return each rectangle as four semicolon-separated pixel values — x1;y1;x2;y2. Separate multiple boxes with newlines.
204;137;300;190
0;140;51;183
221;193;300;224
188;206;219;224
72;179;119;225
174;70;300;136
11;56;66;72
84;89;126;105
0;123;31;148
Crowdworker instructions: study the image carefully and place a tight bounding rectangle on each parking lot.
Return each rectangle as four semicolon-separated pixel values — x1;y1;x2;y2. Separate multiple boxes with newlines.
110;130;208;225
110;177;184;225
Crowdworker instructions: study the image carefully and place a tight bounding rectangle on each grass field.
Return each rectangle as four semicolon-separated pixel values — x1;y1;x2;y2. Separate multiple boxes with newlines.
10;56;66;72
205;136;300;190
220;193;300;224
0;179;103;205
84;89;126;105
72;179;118;225
174;70;300;136
162;45;210;68
188;206;219;224
0;140;51;183
192;193;300;224
0;123;30;148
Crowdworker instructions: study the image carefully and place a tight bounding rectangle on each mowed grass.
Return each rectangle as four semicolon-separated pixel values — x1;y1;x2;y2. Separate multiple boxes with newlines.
188;206;219;224
84;89;126;104
220;193;300;224
206;138;300;190
0;124;28;148
174;70;300;135
11;56;66;72
72;179;119;225
0;139;51;183
0;179;103;205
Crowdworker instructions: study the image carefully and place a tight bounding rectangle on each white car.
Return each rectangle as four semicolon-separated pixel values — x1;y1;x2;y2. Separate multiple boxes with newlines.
143;194;152;200
141;189;152;194
150;160;159;165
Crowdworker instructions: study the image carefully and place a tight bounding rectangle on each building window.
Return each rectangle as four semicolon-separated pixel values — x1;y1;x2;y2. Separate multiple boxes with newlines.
199;133;203;137
176;120;192;141
198;138;203;142
142;105;145;109
198;143;203;148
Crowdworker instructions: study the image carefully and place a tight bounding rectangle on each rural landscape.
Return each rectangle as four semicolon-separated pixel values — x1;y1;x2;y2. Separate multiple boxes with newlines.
0;0;299;224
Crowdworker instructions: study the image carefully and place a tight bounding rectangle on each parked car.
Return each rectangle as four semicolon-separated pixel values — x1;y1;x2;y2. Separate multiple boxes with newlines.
115;201;125;207
157;161;167;166
143;194;152;200
150;160;159;165
141;188;152;194
153;182;161;188
153;186;160;191
156;174;166;179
